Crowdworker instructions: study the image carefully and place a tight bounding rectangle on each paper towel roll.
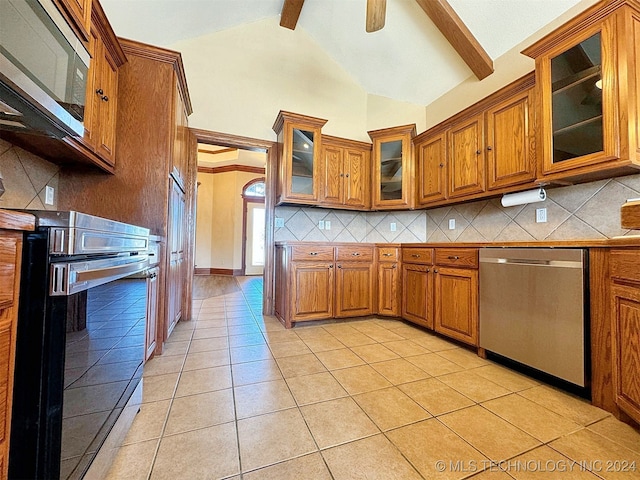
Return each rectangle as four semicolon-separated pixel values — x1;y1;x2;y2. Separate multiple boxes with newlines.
501;188;546;207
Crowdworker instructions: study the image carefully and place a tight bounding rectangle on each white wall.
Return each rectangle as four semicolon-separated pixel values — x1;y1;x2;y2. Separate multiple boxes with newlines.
172;17;426;142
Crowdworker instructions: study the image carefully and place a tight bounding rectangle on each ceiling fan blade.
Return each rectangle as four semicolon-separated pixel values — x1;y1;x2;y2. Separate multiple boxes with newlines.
366;0;386;33
280;0;305;30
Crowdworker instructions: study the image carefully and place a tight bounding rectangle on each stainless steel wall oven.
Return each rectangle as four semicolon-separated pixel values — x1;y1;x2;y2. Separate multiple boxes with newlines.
8;211;150;479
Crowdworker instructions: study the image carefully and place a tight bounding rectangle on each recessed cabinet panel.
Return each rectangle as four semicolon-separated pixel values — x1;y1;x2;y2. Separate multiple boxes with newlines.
417;132;447;205
551;32;603;163
449;115;485;198
322;145;343;205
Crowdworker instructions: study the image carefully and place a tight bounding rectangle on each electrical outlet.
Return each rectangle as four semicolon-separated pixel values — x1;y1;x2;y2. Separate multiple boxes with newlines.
45;185;55;205
536;208;547;223
325;220;331;230
275;217;285;228
448;218;455;230
318;220;325;230
390;222;397;232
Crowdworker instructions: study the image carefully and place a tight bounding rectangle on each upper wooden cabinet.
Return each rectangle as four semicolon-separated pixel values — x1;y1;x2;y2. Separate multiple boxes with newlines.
53;0;92;42
448;114;485;198
369;124;416;210
414;74;536;208
78;0;126;169
523;0;640;182
320;136;371;209
171;80;191;190
273;111;328;206
486;89;536;190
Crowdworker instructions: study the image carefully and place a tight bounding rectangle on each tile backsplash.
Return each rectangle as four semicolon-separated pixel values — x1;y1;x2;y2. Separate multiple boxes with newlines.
275;174;640;243
0;138;59;210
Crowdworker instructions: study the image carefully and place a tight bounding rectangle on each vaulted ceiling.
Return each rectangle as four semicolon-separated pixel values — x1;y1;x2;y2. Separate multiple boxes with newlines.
101;0;588;106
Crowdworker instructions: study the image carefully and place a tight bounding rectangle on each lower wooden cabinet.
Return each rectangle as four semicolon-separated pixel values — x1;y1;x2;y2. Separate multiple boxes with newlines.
434;267;478;345
401;264;433;329
0;226;27;480
336;262;374;317
609;248;640;424
291;262;335;321
144;266;159;362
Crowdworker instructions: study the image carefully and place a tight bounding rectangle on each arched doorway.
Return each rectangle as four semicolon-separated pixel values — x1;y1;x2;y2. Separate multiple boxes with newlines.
242;178;265;275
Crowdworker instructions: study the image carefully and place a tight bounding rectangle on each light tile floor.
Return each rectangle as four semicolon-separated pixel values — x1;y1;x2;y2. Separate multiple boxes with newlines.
106;277;640;479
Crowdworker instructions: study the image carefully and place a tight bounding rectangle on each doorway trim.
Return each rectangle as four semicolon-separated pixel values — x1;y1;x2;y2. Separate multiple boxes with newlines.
190;128;276;315
241;177;266;275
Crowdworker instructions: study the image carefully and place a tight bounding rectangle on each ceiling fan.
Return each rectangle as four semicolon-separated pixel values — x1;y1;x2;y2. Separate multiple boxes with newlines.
279;0;494;80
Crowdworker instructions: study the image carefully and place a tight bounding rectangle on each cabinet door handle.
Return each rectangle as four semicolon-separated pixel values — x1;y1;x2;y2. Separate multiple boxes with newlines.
382;253;393;257
337;265;342;269
345;173;350;178
447;255;460;260
439;163;444;168
96;88;104;95
412;254;421;258
434;269;439;273
309;252;318;256
340;173;344;177
101;95;109;102
351;252;360;256
476;149;482;155
392;264;396;269
329;264;334;268
426;268;430;273
487;146;493;151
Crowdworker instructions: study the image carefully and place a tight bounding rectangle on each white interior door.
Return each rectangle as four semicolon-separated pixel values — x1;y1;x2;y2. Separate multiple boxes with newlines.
245;203;265;275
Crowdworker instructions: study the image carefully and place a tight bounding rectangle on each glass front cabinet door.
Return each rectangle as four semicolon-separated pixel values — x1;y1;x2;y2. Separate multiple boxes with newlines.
369;124;416;209
273;111;328;205
523;1;640;181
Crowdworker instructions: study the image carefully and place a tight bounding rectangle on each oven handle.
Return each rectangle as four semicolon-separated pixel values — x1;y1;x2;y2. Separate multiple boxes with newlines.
50;256;150;296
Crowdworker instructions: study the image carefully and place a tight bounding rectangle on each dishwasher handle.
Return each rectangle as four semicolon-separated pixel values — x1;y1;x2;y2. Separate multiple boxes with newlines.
480;257;583;268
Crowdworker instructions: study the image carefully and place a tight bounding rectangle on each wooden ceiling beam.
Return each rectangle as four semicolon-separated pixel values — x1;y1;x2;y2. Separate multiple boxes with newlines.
366;0;386;33
280;0;305;30
415;0;494;80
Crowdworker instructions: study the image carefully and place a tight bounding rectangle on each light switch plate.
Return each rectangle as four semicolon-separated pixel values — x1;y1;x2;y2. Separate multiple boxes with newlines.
448;218;455;230
536;208;547;223
325;220;331;230
318;220;325;230
390;222;397;232
45;185;55;205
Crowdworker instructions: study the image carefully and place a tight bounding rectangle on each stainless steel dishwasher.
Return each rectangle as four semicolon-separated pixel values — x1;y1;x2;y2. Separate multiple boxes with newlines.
479;248;588;387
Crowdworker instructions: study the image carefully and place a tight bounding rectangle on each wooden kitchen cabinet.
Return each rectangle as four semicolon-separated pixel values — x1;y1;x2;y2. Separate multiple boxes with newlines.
144;266;159;361
166;179;186;337
273;111;328;206
377;246;401;317
523;0;640;183
416;131;447;205
369;124;416;210
401;247;434;329
414;74;536;208
448;114;485;199
320;136;371;209
78;0;125;169
0;211;34;480
171;81;190;190
433;248;479;346
274;243;375;327
53;0;92;42
434;266;479;346
485;88;536;190
608;248;640;424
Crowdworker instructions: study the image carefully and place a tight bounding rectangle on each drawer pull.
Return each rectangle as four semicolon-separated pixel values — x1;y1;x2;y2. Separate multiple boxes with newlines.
329;264;333;268
382;253;393;257
392;264;397;269
412;254;421;258
351;252;361;256
447;256;460;260
309;252;318;256
434;269;439;273
337;265;342;269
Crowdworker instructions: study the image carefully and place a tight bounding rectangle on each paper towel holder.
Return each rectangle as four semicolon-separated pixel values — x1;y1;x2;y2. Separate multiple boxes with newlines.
501;185;547;207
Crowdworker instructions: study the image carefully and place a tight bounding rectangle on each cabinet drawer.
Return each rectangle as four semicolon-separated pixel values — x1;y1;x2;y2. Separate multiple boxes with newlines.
435;248;479;268
291;245;334;262
610;249;640;283
336;246;374;262
402;248;433;265
378;247;399;262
